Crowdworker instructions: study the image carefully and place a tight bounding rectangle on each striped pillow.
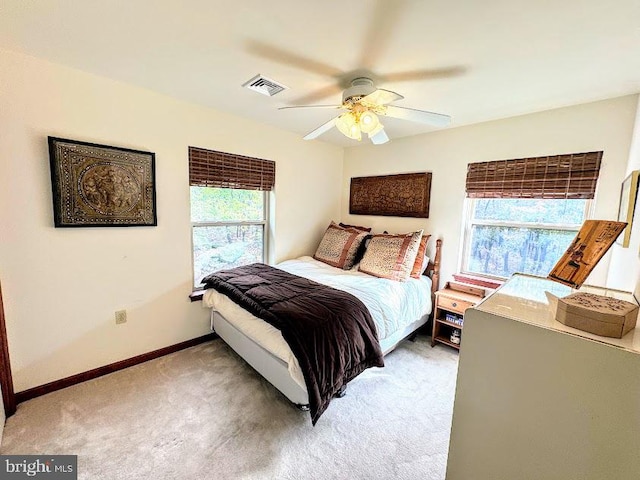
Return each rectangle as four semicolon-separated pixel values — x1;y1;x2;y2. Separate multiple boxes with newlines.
313;222;369;270
410;234;432;278
359;230;423;281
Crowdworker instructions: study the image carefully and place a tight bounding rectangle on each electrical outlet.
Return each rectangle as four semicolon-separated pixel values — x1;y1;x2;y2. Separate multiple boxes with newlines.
115;310;127;324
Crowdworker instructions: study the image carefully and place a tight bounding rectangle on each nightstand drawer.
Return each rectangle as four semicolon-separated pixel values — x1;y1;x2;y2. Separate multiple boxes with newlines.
438;296;474;314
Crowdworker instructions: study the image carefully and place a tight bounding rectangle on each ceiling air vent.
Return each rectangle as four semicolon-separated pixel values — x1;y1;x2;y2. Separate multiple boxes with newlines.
242;74;288;97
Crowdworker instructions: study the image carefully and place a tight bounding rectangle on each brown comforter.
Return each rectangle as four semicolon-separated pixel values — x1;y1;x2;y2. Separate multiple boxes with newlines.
202;263;384;424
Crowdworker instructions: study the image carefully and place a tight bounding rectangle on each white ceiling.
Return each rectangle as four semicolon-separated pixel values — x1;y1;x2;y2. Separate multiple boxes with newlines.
1;0;639;147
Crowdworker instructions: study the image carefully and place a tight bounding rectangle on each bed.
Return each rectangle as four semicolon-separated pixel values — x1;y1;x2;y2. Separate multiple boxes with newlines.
201;231;442;423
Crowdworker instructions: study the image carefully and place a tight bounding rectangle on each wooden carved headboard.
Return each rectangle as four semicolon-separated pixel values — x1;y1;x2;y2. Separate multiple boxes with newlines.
424;238;442;297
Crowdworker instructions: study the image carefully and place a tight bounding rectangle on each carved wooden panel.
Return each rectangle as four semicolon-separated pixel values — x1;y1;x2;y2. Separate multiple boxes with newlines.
349;172;431;218
548;220;627;288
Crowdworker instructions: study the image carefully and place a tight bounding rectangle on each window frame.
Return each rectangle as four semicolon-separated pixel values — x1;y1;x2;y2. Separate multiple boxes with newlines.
459;197;594;280
190;188;270;289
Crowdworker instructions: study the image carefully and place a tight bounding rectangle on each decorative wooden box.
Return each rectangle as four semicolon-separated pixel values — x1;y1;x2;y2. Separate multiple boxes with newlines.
556;292;638;338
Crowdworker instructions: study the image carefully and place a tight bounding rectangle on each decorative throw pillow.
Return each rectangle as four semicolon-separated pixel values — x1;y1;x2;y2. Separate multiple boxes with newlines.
410;234;432;278
313;222;369;269
338;222;372;232
359;230;423;281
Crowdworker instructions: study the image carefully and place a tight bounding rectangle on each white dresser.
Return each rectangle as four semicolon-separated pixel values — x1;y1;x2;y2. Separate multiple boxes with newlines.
446;274;640;480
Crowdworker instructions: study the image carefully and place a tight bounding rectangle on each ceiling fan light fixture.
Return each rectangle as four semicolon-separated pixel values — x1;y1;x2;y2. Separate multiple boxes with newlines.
350;123;362;141
359;110;380;134
336;112;362;140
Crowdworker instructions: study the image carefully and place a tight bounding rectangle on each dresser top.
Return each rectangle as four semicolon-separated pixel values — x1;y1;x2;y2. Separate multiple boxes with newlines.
475;273;640;354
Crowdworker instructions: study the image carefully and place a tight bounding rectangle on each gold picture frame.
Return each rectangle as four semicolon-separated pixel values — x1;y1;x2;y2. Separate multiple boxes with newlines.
617;170;639;247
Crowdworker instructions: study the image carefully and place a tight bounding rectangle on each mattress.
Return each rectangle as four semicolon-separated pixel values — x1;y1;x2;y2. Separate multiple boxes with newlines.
202;255;433;390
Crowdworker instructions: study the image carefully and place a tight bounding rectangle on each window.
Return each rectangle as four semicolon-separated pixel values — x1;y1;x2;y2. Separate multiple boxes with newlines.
461;151;602;279
191;187;268;286
462;198;590;278
189;147;275;287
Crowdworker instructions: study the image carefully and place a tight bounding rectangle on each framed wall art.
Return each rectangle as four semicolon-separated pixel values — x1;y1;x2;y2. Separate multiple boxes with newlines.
616;170;639;247
48;137;157;227
349;172;432;218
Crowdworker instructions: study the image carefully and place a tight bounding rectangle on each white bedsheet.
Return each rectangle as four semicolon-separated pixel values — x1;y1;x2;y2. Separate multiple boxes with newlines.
202;256;433;388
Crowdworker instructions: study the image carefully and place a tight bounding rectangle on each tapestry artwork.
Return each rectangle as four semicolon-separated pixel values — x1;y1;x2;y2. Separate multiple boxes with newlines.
48;137;156;227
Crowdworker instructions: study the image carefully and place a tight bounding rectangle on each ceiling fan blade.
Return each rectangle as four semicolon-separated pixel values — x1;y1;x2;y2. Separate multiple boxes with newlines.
361;88;404;106
303;117;338;140
357;0;408;70
289;84;343;104
384;105;451;127
244;40;342;78
381;66;467;83
369;128;390;145
279;105;342;111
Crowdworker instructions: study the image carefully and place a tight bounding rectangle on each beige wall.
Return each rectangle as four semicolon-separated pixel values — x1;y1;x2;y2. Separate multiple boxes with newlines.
608;98;640;291
342;95;639;287
0;50;343;392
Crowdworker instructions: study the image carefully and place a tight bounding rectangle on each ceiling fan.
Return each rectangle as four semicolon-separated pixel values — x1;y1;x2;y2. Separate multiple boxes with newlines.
245;1;463;144
279;77;451;144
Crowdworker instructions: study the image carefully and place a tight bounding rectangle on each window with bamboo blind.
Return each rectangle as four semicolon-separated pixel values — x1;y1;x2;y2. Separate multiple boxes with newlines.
461;151;602;279
188;147;275;191
189;147;275;287
465;152;601;199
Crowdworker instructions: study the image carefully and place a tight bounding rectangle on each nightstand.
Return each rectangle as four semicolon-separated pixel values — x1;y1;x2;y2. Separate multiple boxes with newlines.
431;281;485;350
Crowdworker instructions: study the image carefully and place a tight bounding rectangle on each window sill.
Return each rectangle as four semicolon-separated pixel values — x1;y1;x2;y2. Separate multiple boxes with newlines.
189;290;205;302
453;273;504;290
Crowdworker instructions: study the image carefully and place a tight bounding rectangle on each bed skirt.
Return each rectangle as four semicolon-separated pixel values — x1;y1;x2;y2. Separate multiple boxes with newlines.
211;310;430;407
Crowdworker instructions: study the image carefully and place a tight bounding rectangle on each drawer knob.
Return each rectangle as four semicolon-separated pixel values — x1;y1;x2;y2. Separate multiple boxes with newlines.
452;302;457;307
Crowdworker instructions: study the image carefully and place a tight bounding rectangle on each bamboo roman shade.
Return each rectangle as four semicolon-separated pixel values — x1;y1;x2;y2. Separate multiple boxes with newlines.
189;146;275;191
465;151;602;199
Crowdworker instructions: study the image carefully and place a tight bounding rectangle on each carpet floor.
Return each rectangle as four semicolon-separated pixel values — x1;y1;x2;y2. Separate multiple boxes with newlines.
1;335;459;480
